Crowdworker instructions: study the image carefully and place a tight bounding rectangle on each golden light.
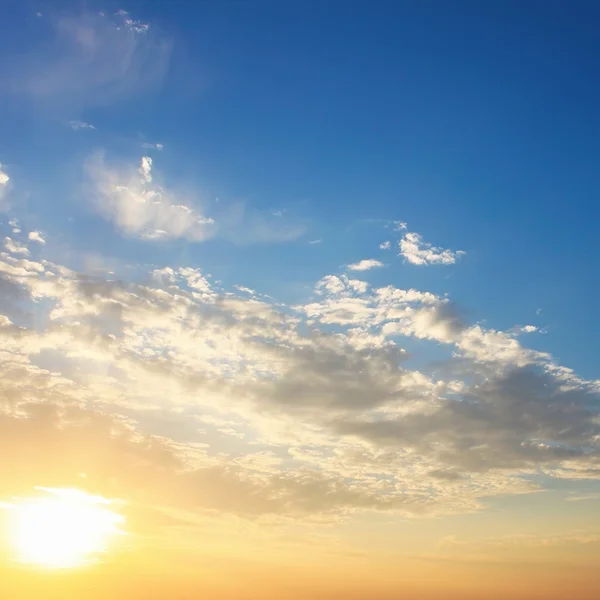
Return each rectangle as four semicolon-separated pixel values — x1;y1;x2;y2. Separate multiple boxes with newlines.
5;487;125;569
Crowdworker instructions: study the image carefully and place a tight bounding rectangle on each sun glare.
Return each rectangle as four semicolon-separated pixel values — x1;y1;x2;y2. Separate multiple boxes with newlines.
6;487;125;569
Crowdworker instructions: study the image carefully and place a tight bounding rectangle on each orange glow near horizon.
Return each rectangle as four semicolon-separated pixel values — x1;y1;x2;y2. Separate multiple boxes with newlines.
5;488;125;569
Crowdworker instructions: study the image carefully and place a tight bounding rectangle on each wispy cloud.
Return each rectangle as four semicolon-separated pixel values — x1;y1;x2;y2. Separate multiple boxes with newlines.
347;259;384;271
69;119;95;131
216;201;306;245
7;10;172;112
379;240;391;250
565;493;600;502
86;153;215;242
400;231;465;266
141;142;164;151
85;153;305;245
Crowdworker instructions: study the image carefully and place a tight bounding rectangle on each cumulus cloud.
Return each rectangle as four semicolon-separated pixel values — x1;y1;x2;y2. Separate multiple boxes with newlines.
400;231;465;265
379;241;391;250
347;259;384;272
27;230;46;244
85;154;215;242
3;236;29;255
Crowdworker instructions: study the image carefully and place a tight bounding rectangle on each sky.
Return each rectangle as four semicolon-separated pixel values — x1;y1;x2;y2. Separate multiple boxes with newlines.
0;1;599;598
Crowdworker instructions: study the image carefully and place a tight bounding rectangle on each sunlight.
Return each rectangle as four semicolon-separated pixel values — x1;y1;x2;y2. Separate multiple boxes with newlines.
6;487;125;569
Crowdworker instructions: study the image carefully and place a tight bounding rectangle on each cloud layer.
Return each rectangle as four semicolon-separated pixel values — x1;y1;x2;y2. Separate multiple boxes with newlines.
0;230;597;524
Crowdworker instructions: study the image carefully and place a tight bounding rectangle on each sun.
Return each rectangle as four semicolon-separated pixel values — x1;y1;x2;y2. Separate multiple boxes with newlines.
6;487;125;569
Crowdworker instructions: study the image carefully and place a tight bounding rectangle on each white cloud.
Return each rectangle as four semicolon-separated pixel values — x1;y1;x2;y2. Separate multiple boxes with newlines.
69;119;95;131
86;154;305;246
0;232;597;523
309;239;322;245
0;163;10;210
3;236;29;255
86;153;215;242
27;231;46;245
379;241;391;250
347;259;384;271
399;231;465;266
519;325;537;334
139;156;153;183
141;142;164;151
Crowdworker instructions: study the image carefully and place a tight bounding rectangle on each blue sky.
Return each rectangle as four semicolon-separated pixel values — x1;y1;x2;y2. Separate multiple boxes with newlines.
0;3;599;595
2;1;600;377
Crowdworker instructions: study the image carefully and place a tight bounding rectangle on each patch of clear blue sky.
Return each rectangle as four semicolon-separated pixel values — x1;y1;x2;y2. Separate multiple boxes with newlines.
1;0;599;378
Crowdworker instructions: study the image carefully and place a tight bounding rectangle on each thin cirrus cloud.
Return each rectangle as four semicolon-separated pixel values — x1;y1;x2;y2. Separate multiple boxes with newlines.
5;10;172;112
69;119;95;131
399;230;466;265
141;142;164;151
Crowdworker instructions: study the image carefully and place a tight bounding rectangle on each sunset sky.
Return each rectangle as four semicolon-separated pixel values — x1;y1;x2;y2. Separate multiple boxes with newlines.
0;2;599;598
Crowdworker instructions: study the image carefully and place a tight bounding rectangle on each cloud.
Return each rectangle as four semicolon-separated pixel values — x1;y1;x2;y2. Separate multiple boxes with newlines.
399;231;465;266
379;241;391;250
69;119;95;131
85;154;215;242
3;236;29;256
86;153;305;245
211;200;306;245
27;231;46;245
6;10;172;112
141;142;164;151
519;325;538;333
347;259;384;271
139;156;152;183
0;243;597;525
309;239;322;244
0;163;10;210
